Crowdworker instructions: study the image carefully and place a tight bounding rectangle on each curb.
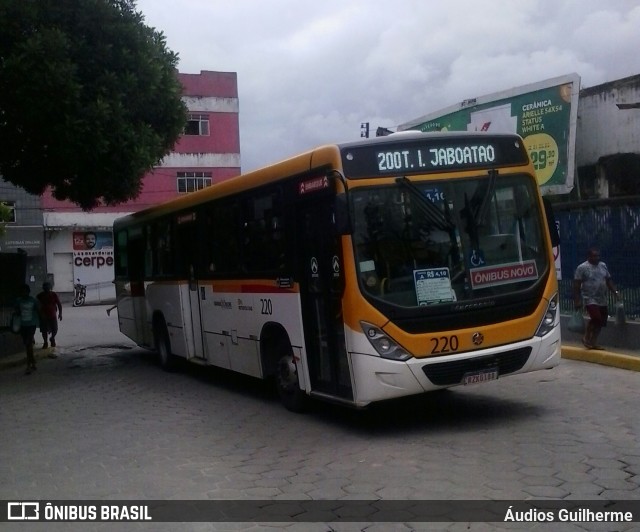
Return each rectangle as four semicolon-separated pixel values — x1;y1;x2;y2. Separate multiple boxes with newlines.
561;345;640;372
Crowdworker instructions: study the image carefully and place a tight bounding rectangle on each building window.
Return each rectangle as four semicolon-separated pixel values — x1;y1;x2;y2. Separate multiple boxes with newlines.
184;113;210;136
177;172;213;193
0;201;16;223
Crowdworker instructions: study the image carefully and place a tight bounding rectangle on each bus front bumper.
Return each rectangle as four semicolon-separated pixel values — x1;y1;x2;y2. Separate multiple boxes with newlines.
349;330;561;407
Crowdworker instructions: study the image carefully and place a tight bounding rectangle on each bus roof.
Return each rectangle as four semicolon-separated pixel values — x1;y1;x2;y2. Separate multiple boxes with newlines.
114;131;527;229
335;130;523;149
113;143;342;229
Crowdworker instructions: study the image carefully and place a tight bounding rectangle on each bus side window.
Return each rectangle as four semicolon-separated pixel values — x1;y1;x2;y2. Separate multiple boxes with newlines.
201;208;215;276
115;230;128;277
211;201;241;276
154;219;174;276
144;225;153;277
241;190;286;274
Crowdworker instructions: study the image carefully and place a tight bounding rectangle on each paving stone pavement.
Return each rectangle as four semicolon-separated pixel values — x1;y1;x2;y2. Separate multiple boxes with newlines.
1;306;639;531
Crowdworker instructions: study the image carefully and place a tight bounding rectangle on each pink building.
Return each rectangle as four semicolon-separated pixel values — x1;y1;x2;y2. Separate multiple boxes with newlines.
42;70;241;297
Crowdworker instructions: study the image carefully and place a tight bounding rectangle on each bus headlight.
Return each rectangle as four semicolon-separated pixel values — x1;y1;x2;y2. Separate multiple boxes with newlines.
360;322;412;361
535;293;559;337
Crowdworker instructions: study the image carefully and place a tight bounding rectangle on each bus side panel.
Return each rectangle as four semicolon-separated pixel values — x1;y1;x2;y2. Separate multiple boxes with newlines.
204;282;306;382
177;282;203;360
230;337;261;378
227;291;261;378
199;283;232;370
200;285;237;369
200;284;261;377
118;296;143;346
115;280;151;348
146;282;188;359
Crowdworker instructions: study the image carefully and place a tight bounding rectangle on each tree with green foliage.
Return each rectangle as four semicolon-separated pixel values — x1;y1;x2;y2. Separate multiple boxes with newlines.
0;202;11;236
0;0;187;210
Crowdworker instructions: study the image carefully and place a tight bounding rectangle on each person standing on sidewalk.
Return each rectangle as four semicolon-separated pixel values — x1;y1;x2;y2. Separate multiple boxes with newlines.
37;282;62;354
573;247;619;349
15;284;40;374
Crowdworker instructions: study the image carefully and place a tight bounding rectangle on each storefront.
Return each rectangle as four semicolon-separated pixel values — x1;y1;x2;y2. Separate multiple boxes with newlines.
43;212;131;302
0;225;47;290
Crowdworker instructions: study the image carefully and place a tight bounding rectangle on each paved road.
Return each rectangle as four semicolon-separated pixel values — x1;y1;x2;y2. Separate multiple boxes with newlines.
1;306;639;531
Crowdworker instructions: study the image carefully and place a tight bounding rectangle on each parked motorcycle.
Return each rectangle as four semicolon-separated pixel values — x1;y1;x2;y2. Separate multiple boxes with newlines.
73;279;87;307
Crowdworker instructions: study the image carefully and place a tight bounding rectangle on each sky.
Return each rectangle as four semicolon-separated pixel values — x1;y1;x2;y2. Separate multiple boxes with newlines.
135;0;640;173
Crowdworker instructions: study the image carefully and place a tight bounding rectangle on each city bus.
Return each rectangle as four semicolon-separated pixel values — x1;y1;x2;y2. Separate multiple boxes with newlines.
113;131;561;411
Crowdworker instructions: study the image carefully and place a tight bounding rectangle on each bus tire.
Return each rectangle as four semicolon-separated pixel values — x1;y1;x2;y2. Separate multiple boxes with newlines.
153;318;177;372
274;340;307;413
277;354;307;413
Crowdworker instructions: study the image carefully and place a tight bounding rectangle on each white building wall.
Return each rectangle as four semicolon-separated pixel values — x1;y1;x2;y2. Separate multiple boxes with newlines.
160;152;241;168
47;231;75;292
577;76;640;167
182;95;238;113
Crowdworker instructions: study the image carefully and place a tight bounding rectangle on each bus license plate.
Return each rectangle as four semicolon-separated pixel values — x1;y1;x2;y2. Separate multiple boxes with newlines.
462;368;498;385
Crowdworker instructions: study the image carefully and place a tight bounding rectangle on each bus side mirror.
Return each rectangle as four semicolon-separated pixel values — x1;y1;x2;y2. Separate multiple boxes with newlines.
334;194;351;235
542;197;560;247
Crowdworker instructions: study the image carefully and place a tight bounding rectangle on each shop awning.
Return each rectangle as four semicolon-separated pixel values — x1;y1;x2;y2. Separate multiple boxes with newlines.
43;212;132;231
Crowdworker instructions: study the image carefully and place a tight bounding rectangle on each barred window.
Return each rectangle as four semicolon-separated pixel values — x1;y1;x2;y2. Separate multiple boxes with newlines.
184;113;210;136
0;201;16;223
177;172;212;193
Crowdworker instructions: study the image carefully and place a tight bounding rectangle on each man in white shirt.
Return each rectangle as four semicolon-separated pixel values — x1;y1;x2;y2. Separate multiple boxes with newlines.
573;247;618;349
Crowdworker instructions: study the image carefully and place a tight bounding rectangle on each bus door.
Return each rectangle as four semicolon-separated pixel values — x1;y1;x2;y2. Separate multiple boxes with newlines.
126;228;149;345
296;192;353;400
176;214;205;360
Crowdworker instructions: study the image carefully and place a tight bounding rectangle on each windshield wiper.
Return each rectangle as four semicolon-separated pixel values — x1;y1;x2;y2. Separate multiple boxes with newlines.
395;177;454;231
463;169;498;251
471;169;497;226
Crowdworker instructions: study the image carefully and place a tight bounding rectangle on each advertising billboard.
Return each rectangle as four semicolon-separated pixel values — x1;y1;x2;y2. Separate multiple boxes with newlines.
72;231;115;302
399;74;580;195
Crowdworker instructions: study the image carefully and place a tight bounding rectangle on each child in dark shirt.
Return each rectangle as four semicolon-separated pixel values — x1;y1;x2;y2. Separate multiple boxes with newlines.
37;282;63;351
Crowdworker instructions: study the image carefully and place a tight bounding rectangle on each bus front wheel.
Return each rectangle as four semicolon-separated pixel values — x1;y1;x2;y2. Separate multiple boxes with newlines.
276;349;307;413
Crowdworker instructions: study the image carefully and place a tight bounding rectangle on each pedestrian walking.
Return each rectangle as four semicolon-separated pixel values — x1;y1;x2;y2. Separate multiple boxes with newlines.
37;281;62;354
573;247;619;349
15;284;40;375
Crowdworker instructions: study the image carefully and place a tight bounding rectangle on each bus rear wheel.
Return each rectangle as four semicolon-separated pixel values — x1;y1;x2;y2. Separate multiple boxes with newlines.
154;319;177;372
276;350;307;413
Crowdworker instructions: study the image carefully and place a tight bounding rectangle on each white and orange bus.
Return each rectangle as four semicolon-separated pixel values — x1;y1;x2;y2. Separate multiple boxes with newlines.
113;131;561;411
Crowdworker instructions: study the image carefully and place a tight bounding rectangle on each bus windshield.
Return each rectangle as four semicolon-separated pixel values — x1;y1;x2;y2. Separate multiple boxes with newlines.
351;173;547;308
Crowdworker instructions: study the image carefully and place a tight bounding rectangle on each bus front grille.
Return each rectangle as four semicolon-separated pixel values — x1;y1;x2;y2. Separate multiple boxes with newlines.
421;347;532;386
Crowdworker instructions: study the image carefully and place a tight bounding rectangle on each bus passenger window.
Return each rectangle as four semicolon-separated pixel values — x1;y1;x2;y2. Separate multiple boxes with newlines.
115;230;128;277
211;201;241;275
241;191;286;274
144;226;153;277
154;220;174;276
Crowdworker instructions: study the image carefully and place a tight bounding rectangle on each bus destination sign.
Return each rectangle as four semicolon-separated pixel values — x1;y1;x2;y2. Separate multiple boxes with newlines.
377;144;496;173
340;135;529;178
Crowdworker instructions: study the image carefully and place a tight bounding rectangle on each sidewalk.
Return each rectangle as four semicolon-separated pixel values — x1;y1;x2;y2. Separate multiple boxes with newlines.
559;313;640;371
0;339;66;371
0;303;133;371
561;343;640;371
